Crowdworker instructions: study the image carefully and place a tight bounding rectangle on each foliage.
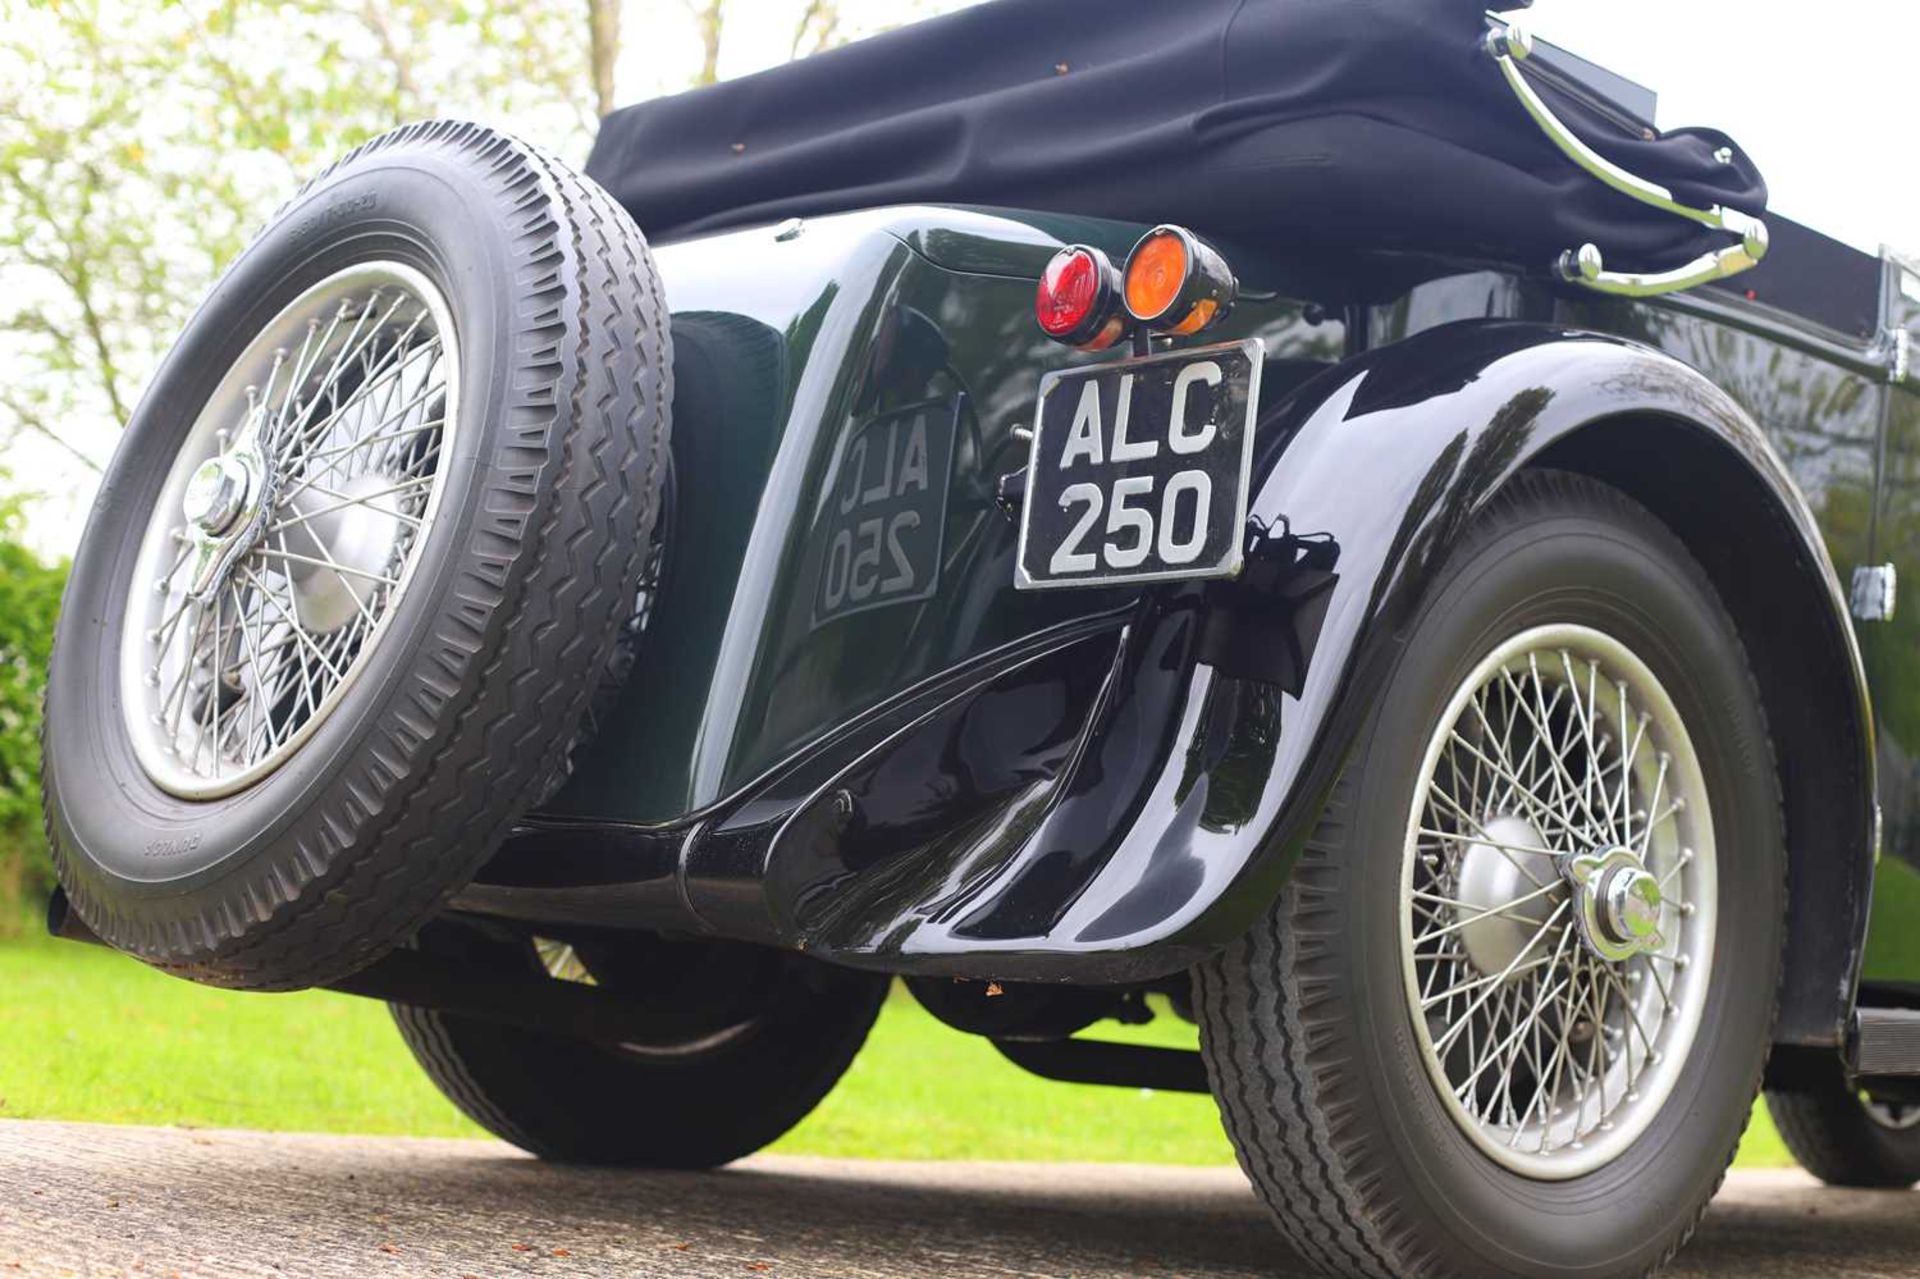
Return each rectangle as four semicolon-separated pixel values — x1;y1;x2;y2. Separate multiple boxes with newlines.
0;0;610;924
0;492;66;930
0;0;599;474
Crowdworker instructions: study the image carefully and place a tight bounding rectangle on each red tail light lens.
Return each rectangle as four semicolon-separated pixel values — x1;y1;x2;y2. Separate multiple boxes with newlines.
1037;248;1100;338
1034;245;1129;350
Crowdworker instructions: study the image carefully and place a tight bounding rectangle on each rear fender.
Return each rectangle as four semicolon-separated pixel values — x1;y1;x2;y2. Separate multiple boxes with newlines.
1214;321;1876;1046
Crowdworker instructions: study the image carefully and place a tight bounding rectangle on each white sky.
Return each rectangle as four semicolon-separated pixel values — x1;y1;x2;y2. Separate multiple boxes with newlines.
1513;0;1918;257
13;2;1918;555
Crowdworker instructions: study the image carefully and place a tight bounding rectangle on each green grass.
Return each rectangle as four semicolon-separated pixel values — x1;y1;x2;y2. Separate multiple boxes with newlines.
0;931;1792;1167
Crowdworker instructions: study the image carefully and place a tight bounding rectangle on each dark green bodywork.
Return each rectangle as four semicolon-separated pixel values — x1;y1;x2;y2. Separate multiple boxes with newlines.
544;203;1916;997
551;207;1340;824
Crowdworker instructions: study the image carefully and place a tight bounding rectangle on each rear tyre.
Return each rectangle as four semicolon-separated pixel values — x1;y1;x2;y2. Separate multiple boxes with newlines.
41;120;672;990
391;924;888;1167
1193;471;1784;1277
1767;1061;1920;1188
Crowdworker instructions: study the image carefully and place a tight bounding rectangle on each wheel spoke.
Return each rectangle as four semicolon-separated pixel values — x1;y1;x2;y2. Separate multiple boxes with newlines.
125;266;456;795
1422;783;1556;890
1402;625;1712;1177
1430;900;1570;1059
1418;953;1554;1009
251;543;401;590
1410;880;1563;949
267;474;436;536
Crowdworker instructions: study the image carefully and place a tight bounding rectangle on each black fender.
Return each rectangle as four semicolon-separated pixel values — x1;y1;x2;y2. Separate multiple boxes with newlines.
484;319;1873;1044
1197;319;1874;1045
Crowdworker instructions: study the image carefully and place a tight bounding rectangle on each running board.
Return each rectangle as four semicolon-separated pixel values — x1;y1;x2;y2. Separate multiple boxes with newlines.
1851;1008;1920;1076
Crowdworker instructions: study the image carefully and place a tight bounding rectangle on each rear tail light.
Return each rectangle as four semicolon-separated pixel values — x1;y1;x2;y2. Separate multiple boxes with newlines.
1122;225;1236;336
1035;246;1130;351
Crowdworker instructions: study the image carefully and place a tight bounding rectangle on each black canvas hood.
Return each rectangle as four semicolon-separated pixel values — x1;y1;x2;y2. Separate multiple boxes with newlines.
587;0;1765;275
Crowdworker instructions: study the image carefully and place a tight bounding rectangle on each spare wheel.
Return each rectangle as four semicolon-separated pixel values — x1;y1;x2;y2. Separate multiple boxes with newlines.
41;120;671;990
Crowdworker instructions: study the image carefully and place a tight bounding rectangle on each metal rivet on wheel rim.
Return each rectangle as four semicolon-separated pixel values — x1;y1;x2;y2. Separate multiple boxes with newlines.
1398;623;1718;1179
119;261;461;800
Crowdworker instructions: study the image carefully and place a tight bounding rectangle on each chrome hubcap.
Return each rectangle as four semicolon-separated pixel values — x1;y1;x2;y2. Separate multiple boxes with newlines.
182;456;255;535
1399;624;1717;1179
1567;846;1667;962
120;262;460;800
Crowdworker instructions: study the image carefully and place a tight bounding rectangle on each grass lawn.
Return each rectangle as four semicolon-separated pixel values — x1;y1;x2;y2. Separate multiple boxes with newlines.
0;930;1792;1167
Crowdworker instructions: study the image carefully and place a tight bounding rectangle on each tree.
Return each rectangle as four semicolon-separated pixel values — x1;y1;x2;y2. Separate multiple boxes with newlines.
0;0;599;481
788;0;844;58
589;0;623;118
687;0;725;86
677;0;847;89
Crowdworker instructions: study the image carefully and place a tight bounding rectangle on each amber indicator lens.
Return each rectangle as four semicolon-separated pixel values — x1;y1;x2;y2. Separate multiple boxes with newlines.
1036;248;1102;339
1124;230;1189;323
1122;225;1237;336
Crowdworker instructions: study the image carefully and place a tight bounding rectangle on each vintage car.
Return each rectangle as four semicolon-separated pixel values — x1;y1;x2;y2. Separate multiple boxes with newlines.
37;1;1920;1275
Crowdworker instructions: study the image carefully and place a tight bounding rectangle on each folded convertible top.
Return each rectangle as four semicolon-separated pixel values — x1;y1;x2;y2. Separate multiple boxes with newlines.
586;0;1766;276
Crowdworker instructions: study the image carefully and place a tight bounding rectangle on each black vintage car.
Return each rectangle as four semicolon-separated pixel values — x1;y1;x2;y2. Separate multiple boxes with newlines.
38;1;1920;1275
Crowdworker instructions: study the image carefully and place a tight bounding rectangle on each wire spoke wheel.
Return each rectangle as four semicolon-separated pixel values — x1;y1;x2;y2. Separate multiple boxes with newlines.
1400;622;1718;1179
120;262;459;799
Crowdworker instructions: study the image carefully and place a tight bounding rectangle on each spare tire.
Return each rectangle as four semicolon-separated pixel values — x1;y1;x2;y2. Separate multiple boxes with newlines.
41;120;672;991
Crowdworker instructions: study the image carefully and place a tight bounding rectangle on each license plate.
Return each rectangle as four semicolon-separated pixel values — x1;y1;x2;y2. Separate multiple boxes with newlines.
1015;338;1263;590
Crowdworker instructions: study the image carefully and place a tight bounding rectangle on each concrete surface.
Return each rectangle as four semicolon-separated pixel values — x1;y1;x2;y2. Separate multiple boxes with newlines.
0;1119;1915;1277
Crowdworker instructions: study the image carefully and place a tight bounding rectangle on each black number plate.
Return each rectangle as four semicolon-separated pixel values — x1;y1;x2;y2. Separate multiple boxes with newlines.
1015;338;1262;590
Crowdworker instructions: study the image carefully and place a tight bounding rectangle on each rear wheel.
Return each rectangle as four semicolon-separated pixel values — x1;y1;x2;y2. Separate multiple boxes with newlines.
1194;471;1784;1278
1767;1060;1920;1188
391;923;888;1167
